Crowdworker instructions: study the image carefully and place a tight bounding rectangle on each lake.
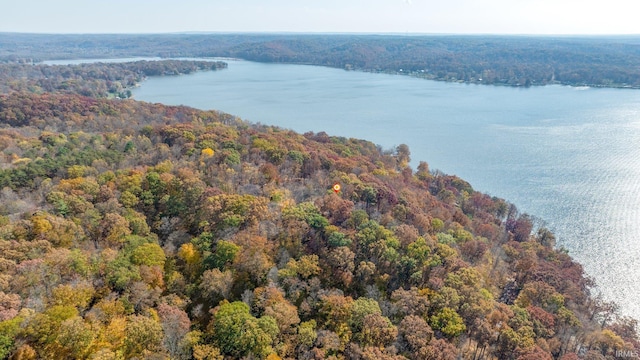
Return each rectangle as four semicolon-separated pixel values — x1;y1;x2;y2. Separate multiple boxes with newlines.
131;59;640;321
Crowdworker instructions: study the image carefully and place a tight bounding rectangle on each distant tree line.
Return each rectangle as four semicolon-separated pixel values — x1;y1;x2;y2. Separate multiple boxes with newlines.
2;33;640;88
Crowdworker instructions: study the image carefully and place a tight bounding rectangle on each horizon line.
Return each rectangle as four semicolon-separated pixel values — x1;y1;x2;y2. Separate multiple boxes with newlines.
2;31;640;38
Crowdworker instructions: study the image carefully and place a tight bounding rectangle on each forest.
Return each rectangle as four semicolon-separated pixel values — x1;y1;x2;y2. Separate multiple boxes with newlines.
2;33;640;88
0;60;227;98
0;58;638;360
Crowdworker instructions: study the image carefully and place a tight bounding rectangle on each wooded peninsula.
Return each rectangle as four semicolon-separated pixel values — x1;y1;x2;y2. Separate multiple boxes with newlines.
0;35;638;360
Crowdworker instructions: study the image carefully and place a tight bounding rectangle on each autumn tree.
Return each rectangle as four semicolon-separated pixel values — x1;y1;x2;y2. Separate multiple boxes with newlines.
210;301;276;358
430;307;466;338
124;314;164;358
200;268;234;300
158;303;191;359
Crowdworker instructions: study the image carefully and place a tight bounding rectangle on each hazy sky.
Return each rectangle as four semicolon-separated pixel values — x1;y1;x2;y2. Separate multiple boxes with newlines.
1;0;639;35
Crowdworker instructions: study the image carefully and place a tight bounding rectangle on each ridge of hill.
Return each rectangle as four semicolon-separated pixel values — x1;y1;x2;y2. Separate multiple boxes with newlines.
0;89;637;359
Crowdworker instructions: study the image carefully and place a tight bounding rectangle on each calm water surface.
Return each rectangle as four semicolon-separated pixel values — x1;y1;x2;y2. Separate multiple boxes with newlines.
131;60;640;320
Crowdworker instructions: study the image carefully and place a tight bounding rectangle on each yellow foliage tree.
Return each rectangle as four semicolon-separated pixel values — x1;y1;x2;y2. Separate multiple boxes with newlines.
97;316;127;352
201;147;215;158
50;282;95;310
30;215;52;238
178;243;199;265
193;344;223;360
178;243;202;278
